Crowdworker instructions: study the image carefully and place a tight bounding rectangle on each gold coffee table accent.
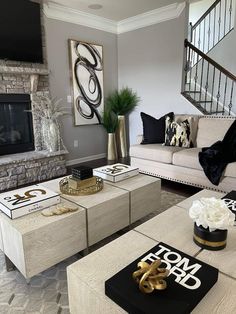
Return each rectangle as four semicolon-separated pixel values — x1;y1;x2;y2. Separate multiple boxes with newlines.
132;259;169;294
59;176;103;196
41;204;79;216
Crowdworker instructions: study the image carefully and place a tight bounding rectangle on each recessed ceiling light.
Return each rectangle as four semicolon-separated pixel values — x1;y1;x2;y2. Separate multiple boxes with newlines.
88;4;103;10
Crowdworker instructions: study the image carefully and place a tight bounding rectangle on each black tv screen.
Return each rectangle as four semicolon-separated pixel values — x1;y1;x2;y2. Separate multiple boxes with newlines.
0;0;43;63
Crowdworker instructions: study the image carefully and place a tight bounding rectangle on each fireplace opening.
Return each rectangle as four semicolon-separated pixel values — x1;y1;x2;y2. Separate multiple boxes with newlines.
0;94;35;156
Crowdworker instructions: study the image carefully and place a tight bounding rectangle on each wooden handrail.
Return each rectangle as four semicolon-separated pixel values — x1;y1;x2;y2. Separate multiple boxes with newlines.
192;0;221;29
184;39;236;82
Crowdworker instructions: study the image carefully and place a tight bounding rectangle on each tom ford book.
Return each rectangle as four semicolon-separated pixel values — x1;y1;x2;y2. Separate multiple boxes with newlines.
93;163;139;182
0;184;60;219
105;242;218;314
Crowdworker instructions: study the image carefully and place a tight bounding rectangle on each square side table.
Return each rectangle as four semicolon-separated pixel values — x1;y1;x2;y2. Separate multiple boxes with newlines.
0;199;87;279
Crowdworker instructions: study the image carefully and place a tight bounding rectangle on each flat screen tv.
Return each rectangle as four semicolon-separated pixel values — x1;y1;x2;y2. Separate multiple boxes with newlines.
0;0;43;63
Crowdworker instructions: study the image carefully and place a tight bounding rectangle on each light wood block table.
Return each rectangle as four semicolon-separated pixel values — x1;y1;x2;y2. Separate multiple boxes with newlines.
43;179;130;246
107;174;161;224
0;174;160;278
67;189;236;314
43;175;161;246
67;231;157;314
176;190;236;278
176;189;224;211
196;226;236;279
0;199;87;279
135;205;201;256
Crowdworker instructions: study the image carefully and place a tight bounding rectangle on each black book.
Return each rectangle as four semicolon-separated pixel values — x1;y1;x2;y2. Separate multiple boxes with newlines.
222;190;236;220
105;242;218;314
71;166;93;180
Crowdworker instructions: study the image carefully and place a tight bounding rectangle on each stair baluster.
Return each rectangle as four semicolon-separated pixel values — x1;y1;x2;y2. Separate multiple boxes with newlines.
182;40;236;115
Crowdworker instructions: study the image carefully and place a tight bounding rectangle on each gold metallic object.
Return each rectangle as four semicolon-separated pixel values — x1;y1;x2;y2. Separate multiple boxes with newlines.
42;205;78;216
59;176;103;196
193;234;227;248
132;259;169;294
116;115;128;158
68;176;97;190
107;133;118;161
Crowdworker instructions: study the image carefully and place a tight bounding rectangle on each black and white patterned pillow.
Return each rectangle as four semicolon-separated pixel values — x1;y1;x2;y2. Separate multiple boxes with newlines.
165;117;192;148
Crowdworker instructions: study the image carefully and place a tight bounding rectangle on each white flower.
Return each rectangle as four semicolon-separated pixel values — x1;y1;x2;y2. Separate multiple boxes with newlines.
189;197;235;232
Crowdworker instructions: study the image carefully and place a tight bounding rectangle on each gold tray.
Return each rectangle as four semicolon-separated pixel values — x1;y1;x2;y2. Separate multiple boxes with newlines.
59;176;103;196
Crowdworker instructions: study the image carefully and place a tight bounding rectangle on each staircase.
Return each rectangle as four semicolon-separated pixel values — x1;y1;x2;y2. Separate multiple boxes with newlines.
182;0;236;115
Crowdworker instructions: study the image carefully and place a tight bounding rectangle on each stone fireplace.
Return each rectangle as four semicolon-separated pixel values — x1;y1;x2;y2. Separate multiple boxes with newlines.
0;6;67;191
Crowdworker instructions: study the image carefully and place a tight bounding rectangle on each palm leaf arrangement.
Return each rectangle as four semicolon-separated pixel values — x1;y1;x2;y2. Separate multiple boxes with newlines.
105;87;140;115
102;109;118;133
102;87;139;159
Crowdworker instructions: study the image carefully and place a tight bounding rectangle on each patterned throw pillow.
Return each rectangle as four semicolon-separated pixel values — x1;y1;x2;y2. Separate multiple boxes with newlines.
165;116;192;148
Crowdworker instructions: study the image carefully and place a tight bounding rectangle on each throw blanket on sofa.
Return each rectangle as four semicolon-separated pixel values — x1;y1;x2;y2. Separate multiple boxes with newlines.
199;120;236;186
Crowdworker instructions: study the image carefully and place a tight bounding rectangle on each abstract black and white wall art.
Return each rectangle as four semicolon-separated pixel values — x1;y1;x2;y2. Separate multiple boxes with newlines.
68;39;104;126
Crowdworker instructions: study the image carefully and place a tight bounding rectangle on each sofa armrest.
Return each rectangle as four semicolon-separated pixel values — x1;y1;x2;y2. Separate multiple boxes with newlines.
137;135;143;144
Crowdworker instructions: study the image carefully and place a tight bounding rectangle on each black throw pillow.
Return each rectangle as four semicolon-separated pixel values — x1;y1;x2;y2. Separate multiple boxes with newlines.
141;112;174;144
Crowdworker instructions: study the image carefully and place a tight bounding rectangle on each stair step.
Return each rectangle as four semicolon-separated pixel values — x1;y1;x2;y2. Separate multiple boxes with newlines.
194;100;212;103
210;111;225;114
185;90;201;93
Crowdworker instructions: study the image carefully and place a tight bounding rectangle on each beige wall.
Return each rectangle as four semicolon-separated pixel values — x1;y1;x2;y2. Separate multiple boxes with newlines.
44;17;118;162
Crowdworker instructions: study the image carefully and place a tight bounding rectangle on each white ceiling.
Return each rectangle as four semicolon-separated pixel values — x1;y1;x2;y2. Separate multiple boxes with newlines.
48;0;185;21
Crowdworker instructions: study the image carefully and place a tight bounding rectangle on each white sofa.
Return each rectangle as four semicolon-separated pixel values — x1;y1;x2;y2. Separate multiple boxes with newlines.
130;115;236;193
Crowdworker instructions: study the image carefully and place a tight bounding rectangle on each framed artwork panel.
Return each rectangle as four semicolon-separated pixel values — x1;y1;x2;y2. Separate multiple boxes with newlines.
68;39;104;126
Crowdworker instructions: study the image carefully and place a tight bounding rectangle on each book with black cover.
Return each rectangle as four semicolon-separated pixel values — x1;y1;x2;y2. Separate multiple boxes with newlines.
222;190;236;220
105;242;218;314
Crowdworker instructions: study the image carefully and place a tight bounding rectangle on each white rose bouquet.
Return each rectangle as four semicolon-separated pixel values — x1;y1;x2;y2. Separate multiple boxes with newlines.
189;197;234;232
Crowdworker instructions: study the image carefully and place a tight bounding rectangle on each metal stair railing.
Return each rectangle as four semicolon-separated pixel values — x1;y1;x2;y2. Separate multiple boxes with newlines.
182;40;236;115
190;0;235;61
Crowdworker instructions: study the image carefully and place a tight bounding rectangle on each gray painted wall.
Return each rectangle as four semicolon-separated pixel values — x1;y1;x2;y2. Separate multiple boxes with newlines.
118;9;200;146
208;22;236;76
44;6;204;159
44;17;118;162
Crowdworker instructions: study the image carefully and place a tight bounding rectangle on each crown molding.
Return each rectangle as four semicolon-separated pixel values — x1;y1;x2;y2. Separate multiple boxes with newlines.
43;2;186;35
43;2;117;34
117;2;186;34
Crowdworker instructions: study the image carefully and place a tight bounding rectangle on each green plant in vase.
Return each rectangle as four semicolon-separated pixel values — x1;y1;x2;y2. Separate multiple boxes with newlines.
106;87;140;158
102;109;118;161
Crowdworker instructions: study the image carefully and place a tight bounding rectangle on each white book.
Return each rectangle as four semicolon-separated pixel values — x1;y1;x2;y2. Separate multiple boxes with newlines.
0;184;60;219
93;164;139;182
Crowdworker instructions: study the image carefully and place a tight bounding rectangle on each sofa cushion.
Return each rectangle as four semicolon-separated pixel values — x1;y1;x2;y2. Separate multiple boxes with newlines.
224;162;236;178
196;117;235;148
130;144;183;164
140;112;174;144
175;115;199;147
165;117;192;147
172;148;202;170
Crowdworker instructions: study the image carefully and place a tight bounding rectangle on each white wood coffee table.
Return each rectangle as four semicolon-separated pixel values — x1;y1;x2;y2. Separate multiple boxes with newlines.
0;198;87;279
0;174;161;279
42;174;160;246
67;189;236;314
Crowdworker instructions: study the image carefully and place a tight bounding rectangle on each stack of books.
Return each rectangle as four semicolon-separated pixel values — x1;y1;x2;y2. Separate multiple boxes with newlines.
69;166;97;190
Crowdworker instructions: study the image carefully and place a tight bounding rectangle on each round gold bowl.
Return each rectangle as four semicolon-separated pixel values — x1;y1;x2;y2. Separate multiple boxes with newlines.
59;176;103;196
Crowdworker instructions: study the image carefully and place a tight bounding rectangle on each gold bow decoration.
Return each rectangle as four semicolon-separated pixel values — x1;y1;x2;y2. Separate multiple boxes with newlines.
132;259;169;294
